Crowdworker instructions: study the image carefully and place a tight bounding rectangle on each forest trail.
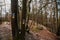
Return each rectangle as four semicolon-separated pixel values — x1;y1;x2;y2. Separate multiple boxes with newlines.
0;21;58;40
25;20;58;40
0;22;12;40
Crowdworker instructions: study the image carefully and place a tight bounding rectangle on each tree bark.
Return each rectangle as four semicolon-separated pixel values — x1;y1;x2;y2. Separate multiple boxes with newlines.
11;0;19;40
21;0;27;40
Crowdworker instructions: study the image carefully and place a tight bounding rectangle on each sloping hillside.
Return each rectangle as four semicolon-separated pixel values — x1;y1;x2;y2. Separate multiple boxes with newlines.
25;20;58;40
0;21;58;40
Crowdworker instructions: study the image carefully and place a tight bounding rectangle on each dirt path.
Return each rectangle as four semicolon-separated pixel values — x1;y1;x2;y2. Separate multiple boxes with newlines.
0;21;58;40
25;20;58;40
0;22;12;40
25;29;58;40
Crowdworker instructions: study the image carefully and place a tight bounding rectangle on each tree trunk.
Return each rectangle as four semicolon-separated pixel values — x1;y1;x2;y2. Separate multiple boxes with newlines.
21;0;27;40
11;0;19;40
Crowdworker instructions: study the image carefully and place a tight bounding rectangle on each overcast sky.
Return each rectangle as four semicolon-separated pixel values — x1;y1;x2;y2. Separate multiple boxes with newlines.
0;0;60;17
0;0;11;14
0;0;11;17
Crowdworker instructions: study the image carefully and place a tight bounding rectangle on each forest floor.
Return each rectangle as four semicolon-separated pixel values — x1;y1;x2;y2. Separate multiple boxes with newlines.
25;20;58;40
0;22;12;40
0;21;59;40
